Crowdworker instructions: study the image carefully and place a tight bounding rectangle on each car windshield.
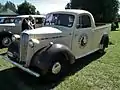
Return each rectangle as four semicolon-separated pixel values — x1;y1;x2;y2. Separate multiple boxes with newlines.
45;13;75;27
0;18;4;23
14;17;22;23
0;17;15;24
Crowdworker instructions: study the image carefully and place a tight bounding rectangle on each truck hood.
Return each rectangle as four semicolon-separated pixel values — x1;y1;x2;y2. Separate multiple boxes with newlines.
22;26;62;35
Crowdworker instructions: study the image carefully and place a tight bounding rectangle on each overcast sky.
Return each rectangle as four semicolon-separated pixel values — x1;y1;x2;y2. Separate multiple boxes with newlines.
0;0;70;14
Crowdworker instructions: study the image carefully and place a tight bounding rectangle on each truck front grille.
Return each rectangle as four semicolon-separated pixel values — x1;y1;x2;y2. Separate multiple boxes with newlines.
20;33;29;61
8;41;20;61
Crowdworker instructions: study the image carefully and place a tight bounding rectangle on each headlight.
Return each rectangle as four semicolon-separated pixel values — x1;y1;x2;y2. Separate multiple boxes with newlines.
12;35;16;42
12;34;20;42
29;39;40;48
29;40;34;48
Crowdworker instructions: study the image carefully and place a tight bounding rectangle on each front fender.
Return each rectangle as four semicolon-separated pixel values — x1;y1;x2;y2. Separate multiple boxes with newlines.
31;44;75;71
0;31;13;37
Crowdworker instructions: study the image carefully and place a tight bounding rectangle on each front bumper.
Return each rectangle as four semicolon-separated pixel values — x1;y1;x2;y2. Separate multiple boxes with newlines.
1;55;40;77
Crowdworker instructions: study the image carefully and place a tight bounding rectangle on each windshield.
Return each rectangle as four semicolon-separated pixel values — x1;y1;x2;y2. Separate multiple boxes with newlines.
0;18;4;23
0;17;15;24
45;13;75;27
14;17;22;23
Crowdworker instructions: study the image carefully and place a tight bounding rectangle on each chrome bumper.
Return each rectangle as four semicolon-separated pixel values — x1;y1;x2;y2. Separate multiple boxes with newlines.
1;56;40;77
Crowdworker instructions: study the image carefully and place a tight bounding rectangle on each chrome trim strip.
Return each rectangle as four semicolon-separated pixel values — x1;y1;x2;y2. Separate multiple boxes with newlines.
20;33;29;62
1;56;40;77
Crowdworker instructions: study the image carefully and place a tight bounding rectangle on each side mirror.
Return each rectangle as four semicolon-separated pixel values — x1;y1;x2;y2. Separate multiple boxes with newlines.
76;24;81;29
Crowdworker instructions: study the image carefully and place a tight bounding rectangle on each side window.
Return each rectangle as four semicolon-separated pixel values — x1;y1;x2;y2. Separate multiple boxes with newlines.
35;18;43;24
79;15;91;28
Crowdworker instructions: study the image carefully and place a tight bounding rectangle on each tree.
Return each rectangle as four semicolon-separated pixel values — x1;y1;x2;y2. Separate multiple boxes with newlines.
36;10;40;15
65;3;71;9
0;3;3;8
17;1;36;15
0;3;3;12
3;1;17;12
71;0;119;23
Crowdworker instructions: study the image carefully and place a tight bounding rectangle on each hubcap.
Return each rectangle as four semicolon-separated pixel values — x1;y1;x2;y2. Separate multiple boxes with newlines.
52;62;61;74
2;37;11;46
100;44;104;49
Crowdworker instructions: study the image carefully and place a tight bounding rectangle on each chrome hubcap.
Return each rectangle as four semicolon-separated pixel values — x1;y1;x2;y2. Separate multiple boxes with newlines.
52;62;61;74
2;37;11;46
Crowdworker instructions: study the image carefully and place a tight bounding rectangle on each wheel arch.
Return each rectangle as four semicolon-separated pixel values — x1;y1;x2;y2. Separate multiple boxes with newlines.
30;44;75;71
48;44;75;64
0;31;13;38
100;34;109;48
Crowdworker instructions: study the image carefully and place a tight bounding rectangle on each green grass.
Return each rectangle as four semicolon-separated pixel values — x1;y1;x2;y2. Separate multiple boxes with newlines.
0;48;13;71
55;30;120;90
0;30;120;90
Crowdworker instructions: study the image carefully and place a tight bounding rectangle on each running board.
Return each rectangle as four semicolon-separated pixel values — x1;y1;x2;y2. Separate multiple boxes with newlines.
1;56;40;77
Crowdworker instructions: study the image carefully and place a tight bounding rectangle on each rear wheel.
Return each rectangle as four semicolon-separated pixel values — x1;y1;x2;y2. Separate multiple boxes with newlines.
99;44;105;53
99;37;109;53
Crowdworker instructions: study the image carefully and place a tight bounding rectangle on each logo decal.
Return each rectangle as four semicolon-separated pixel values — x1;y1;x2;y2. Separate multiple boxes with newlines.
78;33;88;48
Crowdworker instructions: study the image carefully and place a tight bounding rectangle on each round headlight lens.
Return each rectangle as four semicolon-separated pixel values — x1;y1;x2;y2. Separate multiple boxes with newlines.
12;35;16;41
29;40;34;48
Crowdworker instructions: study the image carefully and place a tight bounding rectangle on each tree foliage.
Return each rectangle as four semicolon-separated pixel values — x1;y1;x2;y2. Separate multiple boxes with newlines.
3;1;17;12
17;1;36;15
0;3;3;9
70;0;119;22
65;3;71;9
36;11;40;15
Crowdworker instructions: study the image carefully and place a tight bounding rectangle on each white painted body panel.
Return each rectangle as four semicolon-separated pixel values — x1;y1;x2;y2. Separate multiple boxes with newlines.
23;27;62;34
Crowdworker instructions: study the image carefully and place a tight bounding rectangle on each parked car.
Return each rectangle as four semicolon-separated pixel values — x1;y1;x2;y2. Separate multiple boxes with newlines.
0;16;16;24
3;9;111;81
0;15;45;48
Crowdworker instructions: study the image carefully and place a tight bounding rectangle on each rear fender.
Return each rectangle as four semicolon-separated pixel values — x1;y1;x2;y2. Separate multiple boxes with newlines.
100;34;109;48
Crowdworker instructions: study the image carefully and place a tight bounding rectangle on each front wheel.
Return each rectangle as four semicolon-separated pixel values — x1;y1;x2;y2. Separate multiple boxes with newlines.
1;37;12;48
43;54;70;82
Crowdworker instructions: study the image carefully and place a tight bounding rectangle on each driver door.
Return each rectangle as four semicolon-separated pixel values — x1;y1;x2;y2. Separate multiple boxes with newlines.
72;14;93;58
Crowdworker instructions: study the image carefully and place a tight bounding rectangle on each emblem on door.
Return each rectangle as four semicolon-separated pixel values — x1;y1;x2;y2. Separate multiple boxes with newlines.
78;33;88;48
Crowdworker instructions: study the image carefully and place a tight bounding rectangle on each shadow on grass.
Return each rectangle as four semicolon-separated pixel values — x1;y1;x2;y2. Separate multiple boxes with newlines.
0;52;7;56
0;51;105;90
109;41;114;45
111;29;119;32
69;51;105;76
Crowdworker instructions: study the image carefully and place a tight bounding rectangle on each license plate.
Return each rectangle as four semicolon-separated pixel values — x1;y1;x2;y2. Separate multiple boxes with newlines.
7;51;13;57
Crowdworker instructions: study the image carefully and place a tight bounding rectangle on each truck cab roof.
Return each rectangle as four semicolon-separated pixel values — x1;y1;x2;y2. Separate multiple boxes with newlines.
16;15;46;18
49;9;91;15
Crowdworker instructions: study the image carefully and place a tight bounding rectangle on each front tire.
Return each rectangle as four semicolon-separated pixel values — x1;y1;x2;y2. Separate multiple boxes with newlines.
44;54;69;82
1;37;12;48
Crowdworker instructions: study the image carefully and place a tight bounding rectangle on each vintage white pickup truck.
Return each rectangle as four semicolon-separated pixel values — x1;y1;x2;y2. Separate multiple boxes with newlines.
0;15;45;48
3;9;111;81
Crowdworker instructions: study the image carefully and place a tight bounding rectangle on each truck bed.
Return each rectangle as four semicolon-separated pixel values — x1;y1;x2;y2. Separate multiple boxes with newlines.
95;23;106;27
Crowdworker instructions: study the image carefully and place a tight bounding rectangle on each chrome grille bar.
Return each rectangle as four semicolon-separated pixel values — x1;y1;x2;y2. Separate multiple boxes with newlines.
20;33;29;62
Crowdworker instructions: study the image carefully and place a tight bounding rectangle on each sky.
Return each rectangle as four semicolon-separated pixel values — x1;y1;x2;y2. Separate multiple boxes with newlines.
0;0;70;14
0;0;120;14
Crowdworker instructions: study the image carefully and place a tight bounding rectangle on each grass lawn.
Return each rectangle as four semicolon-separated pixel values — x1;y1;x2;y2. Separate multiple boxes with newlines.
0;48;13;71
0;29;120;90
